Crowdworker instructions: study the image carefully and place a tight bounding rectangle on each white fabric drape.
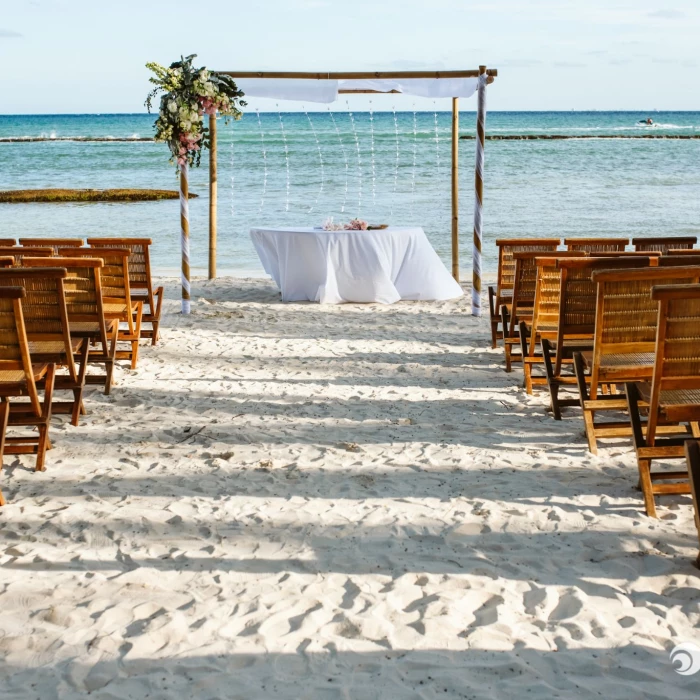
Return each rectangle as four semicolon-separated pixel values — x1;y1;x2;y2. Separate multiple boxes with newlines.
338;78;478;99
236;79;339;103
236;78;479;103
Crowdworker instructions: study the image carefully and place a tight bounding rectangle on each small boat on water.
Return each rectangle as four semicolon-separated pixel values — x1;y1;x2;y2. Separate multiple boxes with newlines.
638;118;655;126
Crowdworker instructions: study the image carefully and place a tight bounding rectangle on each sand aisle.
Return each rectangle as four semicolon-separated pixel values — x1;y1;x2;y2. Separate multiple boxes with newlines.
1;277;699;699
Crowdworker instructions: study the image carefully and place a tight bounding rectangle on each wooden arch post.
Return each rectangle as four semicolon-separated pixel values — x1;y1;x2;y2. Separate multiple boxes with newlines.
451;97;459;281
209;113;217;279
472;65;488;316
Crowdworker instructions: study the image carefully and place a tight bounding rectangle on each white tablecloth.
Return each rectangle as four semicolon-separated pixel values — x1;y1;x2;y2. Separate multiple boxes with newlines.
250;226;464;304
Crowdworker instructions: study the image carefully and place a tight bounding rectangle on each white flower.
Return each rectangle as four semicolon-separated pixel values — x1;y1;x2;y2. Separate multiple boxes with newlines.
167;100;177;113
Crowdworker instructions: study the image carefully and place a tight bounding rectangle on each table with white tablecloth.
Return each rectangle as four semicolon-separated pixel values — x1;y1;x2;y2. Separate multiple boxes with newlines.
250;226;463;304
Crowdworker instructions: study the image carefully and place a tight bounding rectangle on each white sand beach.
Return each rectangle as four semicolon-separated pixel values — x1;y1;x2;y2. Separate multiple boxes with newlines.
1;277;699;699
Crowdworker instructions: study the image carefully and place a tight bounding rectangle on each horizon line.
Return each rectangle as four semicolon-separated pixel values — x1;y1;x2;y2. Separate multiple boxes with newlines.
2;109;700;117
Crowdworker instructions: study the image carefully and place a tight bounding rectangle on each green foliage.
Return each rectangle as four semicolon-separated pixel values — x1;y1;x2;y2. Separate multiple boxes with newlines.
145;54;246;170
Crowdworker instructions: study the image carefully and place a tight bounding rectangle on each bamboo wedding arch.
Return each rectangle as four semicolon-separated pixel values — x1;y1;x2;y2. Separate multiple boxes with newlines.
195;67;497;316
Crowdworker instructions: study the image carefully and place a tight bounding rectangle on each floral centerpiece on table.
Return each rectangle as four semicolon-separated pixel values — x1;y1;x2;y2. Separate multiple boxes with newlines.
145;54;246;168
322;217;369;231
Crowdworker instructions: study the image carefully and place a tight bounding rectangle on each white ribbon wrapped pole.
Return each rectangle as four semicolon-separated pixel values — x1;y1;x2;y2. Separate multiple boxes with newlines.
472;69;488;316
180;162;191;315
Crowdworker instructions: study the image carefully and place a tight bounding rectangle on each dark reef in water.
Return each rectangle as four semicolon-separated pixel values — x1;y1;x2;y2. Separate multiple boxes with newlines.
0;189;198;203
0;136;154;142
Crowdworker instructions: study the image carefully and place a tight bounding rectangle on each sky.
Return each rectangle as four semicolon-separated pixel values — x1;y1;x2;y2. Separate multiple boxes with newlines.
1;0;699;113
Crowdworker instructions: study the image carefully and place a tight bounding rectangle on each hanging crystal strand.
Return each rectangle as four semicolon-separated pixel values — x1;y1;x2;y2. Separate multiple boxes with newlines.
410;104;417;217
433;101;441;177
256;108;268;214
390;105;399;218
329;107;349;214
304;105;324;214
277;104;290;213
369;100;376;209
347;101;362;217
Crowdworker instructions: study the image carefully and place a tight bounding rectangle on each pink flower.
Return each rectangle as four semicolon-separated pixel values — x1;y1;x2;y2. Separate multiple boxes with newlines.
343;218;369;231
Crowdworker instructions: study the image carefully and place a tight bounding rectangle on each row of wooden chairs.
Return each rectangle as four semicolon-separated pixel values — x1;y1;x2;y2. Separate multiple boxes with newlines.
0;238;165;506
489;239;700;527
488;235;698;351
0;237;163;345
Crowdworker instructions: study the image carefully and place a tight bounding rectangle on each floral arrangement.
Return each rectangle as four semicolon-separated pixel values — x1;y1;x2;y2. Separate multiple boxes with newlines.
145;54;246;168
322;217;369;231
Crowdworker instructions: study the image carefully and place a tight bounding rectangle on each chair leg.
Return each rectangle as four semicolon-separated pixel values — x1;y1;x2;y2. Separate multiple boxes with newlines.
637;458;657;518
151;286;164;346
35;364;56;473
501;305;512;373
488;286;498;349
573;351;589;408
131;302;144;370
573;352;597;454
625;383;657;517
0;400;9;507
542;339;561;420
105;323;119;395
71;339;90;427
520;321;533;394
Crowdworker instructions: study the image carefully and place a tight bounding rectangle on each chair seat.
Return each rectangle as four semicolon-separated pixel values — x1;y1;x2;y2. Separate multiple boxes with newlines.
70;320;117;334
555;338;594;350
0;364;50;384
638;383;700;410
102;302;127;313
582;351;655;371
28;339;82;355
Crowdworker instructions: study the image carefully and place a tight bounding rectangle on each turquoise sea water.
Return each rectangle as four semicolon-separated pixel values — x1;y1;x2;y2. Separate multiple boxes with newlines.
1;111;699;277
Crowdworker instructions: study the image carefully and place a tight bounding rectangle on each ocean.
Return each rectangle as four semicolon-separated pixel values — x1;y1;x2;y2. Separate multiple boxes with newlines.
1;111;699;277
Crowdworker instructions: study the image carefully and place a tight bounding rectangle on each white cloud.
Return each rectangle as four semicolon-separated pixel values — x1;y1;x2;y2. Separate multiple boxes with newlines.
648;9;684;19
0;29;22;38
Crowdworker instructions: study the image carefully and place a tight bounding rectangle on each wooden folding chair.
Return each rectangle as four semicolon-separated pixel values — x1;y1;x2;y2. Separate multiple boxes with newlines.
0;286;56;477
0;246;53;264
632;236;697;254
0;257;14;269
686;440;700;567
502;247;565;372
19;238;84;254
87;238;163;345
488;239;560;350
0;268;88;427
0;239;16;246
519;252;588;394
565;238;628;253
58;247;143;369
539;256;654;418
625;284;700;517
574;266;700;454
23;256;118;395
